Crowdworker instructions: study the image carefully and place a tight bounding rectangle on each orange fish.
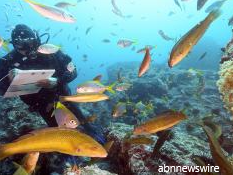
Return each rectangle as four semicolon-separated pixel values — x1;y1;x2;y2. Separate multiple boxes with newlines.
138;48;151;77
133;110;187;135
168;10;220;67
22;152;40;174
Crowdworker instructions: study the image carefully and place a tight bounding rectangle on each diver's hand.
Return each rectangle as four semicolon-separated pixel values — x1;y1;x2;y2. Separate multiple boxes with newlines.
9;68;21;80
36;77;57;88
11;68;20;76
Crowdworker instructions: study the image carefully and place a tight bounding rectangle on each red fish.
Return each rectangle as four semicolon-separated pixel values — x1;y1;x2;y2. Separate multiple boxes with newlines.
138;48;151;77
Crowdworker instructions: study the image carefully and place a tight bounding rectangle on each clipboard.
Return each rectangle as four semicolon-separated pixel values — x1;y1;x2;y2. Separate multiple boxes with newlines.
3;69;55;98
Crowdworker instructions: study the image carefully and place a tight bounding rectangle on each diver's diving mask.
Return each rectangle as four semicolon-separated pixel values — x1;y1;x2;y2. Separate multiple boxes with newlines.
12;28;50;59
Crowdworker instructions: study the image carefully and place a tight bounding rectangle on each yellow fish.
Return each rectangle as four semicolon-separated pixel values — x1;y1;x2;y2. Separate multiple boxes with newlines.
59;93;109;103
133;110;187;135
0;127;107;160
168;10;220;67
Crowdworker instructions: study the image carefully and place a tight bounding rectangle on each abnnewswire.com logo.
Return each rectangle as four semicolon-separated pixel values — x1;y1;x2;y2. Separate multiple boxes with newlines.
158;164;219;173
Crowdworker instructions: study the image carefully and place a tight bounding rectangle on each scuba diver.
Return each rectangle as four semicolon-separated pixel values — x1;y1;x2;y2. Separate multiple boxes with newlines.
0;24;106;173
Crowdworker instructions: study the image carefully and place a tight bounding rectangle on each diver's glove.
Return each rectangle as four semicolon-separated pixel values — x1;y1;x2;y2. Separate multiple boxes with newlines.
36;77;57;88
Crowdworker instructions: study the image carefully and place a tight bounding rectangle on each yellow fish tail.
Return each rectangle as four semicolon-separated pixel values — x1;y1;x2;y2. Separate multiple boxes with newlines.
0;144;11;161
2;40;10;53
107;82;116;94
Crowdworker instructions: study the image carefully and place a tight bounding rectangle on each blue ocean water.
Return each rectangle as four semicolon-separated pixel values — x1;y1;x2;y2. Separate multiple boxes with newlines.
0;0;232;89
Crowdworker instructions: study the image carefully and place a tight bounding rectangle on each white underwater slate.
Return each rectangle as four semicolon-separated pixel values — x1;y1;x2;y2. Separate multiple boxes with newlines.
4;69;55;98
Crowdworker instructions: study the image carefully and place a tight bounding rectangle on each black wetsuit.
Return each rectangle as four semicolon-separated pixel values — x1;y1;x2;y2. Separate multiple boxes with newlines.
0;50;105;144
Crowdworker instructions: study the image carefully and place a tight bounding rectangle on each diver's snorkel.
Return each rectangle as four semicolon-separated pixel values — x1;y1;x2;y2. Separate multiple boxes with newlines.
39;33;50;45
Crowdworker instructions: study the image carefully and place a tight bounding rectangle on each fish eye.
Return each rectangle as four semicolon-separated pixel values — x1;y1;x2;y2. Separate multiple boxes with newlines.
70;120;76;125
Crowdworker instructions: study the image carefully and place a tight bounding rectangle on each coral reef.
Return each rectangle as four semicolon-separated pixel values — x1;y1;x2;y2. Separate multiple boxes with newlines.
51;165;117;175
80;165;117;175
218;38;233;110
105;61;233;174
1;57;233;174
217;39;233;119
106;122;213;175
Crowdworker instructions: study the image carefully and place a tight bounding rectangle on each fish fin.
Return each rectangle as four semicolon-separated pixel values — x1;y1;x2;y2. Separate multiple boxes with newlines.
13;162;29;175
180;108;188;115
107;82;116;94
15;128;76;140
13;161;21;168
11;128;54;142
133;40;138;44
50;110;55;117
57;44;62;50
2;39;10;53
59;96;65;103
209;10;221;22
12;132;36;142
0;144;9;161
50;101;57;117
93;75;102;82
23;0;45;7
